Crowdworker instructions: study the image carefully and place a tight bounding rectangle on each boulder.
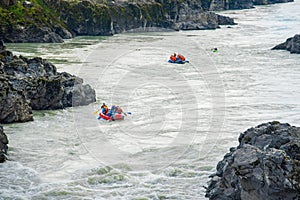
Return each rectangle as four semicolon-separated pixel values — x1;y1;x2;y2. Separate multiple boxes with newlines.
177;12;235;30
206;122;300;199
0;126;8;163
272;34;300;54
0;49;96;123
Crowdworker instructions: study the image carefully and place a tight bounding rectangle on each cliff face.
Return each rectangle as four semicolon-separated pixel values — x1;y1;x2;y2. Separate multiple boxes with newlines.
0;0;293;42
0;0;72;42
209;0;293;11
0;0;235;42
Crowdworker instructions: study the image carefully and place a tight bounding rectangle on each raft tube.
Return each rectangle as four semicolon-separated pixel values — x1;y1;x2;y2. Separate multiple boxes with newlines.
168;59;189;64
113;113;124;120
99;113;124;121
99;113;111;121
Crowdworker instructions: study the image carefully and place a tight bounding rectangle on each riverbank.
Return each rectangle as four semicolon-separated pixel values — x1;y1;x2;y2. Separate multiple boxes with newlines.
0;0;293;43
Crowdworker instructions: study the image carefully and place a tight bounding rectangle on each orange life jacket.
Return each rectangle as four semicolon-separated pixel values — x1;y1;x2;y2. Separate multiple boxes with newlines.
178;54;185;61
170;55;176;61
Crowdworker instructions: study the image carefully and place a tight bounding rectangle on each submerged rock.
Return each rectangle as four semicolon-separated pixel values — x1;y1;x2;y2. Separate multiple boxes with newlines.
0;49;96;123
206;122;300;199
0;126;8;163
272;34;300;54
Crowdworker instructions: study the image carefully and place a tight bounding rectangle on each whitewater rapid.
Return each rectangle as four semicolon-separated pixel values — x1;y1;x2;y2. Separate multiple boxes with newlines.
1;1;300;199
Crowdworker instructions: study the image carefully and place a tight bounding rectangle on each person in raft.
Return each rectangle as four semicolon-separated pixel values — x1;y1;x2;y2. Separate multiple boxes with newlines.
169;53;177;62
177;53;186;61
100;103;109;114
169;53;186;62
116;106;127;116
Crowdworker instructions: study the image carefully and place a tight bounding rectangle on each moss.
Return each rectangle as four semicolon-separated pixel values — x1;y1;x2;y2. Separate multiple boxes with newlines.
0;0;67;35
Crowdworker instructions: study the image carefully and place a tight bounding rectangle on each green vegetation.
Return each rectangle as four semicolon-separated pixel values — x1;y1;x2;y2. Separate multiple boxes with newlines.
0;0;67;39
0;0;205;42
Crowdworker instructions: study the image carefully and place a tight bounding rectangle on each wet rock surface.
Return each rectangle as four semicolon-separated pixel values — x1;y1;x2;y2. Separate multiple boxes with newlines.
206;122;300;200
0;126;8;163
272;34;300;54
0;49;96;123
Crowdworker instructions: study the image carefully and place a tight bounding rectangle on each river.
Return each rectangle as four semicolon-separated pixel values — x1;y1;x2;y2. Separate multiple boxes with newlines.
1;1;300;199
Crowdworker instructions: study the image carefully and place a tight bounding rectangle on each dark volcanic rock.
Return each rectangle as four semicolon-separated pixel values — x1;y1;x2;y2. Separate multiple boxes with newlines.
209;0;293;10
206;122;300;200
272;34;300;54
1;0;236;42
0;78;33;123
177;12;236;30
0;49;96;123
0;126;8;163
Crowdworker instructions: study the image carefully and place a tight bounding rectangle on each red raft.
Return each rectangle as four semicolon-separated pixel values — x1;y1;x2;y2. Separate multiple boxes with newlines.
99;113;124;121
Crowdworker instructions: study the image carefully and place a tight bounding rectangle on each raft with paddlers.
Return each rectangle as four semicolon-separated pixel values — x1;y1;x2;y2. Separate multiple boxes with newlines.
94;103;131;122
168;53;189;64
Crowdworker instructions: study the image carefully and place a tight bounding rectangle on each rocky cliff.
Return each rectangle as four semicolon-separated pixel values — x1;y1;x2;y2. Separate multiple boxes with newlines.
206;122;300;199
0;0;72;42
209;0;293;11
0;44;96;123
0;0;235;43
272;34;300;54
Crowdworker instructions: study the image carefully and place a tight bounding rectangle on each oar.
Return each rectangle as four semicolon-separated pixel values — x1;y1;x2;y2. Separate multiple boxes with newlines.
93;110;99;115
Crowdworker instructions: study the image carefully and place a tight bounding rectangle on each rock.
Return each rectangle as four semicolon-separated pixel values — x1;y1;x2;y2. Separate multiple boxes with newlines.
0;1;73;43
174;8;235;30
272;34;300;54
206;122;300;199
0;78;33;123
0;126;8;163
1;0;237;43
0;40;5;51
0;0;16;7
209;0;293;10
0;49;96;123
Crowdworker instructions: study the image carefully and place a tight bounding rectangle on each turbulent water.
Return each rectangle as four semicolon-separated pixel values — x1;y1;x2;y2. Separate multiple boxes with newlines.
2;1;300;199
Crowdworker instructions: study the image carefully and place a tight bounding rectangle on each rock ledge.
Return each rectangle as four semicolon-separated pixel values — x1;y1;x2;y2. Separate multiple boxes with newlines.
206;121;300;200
272;34;300;54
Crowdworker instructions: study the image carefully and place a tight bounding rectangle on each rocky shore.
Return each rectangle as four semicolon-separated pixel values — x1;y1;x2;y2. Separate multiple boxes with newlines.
205;122;300;199
0;0;235;43
1;0;295;43
272;34;300;54
0;44;96;123
209;0;293;10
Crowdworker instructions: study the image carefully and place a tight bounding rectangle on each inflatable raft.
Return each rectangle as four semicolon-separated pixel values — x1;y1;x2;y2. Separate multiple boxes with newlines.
99;112;125;121
168;59;189;64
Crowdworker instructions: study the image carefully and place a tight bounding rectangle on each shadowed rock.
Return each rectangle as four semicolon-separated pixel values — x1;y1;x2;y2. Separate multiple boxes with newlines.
206;122;300;200
0;49;96;123
0;126;8;163
272;34;300;54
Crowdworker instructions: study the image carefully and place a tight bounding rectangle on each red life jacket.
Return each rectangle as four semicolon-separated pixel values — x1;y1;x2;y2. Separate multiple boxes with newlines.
170;55;176;61
178;54;185;61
